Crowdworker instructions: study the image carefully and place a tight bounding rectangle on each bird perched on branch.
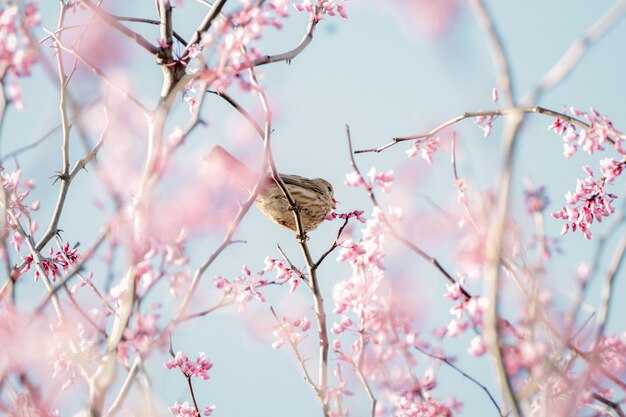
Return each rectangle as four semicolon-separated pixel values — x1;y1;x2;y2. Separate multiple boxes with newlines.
205;145;335;232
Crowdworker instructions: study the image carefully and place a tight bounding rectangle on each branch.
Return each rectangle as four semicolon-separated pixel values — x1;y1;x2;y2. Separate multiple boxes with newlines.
594;233;626;342
466;3;522;414
354;106;591;154
415;346;503;417
108;14;188;46
346;125;472;300
106;358;141;417
523;0;626;105
270;307;321;395
34;225;111;313
207;90;264;137
247;63;330;416
182;0;228;62
468;0;515;107
591;392;626;417
44;30;149;114
314;217;350;269
252;10;319;67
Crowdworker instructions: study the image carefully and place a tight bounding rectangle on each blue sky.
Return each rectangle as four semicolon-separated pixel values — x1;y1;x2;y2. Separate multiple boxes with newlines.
4;1;626;416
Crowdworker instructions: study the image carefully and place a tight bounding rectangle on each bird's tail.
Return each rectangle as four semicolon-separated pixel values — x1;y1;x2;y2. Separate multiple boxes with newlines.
204;145;259;193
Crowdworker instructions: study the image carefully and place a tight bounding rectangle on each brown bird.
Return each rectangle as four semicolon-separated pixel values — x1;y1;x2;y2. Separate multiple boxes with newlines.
206;145;335;232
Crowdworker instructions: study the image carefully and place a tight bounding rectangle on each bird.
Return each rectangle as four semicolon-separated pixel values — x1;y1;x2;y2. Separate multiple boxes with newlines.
205;145;335;232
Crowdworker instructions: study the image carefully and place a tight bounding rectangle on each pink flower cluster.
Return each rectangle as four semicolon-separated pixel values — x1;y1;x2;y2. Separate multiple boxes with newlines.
548;107;626;158
130;232;191;298
214;259;299;311
595;335;626;373
406;136;440;164
0;2;40;110
394;396;463;417
7;392;58;417
503;340;547;375
547;108;626;239
169;401;215;417
440;290;488;342
189;1;312;94
331;208;465;415
433;277;493;358
551;164;620;240
335;207;384;270
474;114;496;137
294;0;348;21
271;316;311;349
164;351;214;380
263;256;300;292
119;312;162;364
1;168;38;224
344;168;394;192
523;185;549;214
325;209;366;223
21;242;80;281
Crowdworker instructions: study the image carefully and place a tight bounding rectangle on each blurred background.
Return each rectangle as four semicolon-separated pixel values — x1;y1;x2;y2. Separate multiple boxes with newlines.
3;1;626;416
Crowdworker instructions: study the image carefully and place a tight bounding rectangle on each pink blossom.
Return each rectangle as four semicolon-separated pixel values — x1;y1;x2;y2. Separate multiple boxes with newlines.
524;185;549;214
294;0;348;21
366;167;394;192
21;241;80;281
492;88;499;105
548;107;626;157
474;114;496;137
468;336;486;356
164;352;213;380
595;335;626;372
406;136;440;164
169;401;199;417
344;171;366;187
271;316;307;349
335;209;366;223
7;393;57;417
551;164;620;240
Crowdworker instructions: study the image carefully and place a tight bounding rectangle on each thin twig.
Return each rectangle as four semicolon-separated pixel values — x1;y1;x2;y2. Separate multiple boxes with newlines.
207;90;264;137
468;0;514;108
468;2;522;414
252;10;319;67
182;0;228;62
415;346;503;416
174;297;232;324
523;0;626;106
314;217;350;269
354;107;591;154
591;392;626;417
269;307;320;395
44;29;149;114
106;358;141;417
346;125;472;300
248;62;330;416
594;233;626;342
110;14;188;46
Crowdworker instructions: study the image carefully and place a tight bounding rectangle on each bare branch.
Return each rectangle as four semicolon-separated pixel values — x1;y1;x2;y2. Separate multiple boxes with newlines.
415;346;503;417
523;0;626;105
468;0;515;107
346;125;472;300
354;106;591;154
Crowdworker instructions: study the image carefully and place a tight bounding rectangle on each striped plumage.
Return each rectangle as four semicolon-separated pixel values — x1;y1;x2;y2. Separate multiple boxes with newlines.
206;146;335;232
